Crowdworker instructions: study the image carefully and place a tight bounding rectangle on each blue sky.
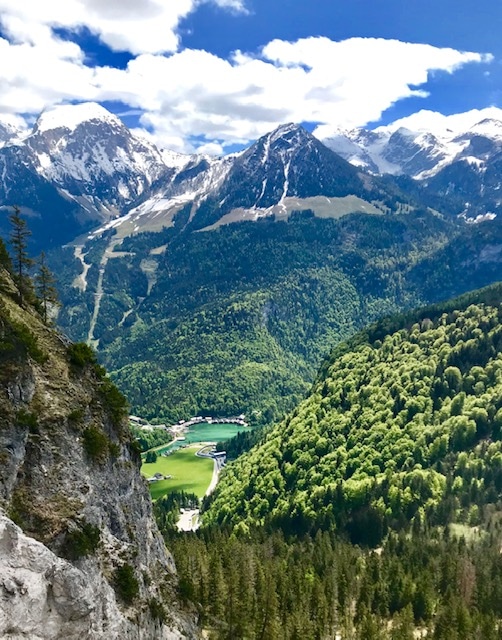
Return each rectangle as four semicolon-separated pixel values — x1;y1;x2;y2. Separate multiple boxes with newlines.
182;0;500;122
0;0;499;153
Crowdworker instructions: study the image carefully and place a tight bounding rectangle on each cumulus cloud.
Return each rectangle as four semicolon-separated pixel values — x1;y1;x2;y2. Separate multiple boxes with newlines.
0;0;242;55
98;38;491;150
375;106;502;137
0;0;493;152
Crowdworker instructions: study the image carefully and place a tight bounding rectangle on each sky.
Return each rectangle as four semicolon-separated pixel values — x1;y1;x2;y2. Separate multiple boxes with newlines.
0;0;500;154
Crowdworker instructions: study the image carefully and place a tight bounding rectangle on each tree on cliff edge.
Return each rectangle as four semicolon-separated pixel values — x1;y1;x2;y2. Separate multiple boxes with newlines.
35;251;59;324
9;205;34;306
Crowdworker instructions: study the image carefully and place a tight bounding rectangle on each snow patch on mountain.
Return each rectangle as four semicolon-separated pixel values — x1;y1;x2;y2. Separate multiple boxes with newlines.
0;115;27;148
88;153;236;238
463;118;502;141
379;107;502;138
160;148;194;170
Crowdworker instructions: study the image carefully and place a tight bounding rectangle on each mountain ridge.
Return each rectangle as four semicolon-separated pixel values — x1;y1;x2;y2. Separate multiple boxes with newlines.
0;103;463;250
204;282;502;542
323;107;502;179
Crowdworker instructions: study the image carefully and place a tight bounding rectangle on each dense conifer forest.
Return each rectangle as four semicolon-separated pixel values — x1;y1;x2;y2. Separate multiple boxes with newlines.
167;528;502;640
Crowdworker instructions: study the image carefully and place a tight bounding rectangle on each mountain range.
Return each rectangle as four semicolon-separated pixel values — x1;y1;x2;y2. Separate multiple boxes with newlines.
3;103;417;251
1;102;502;639
325;108;502;221
2;103;502;251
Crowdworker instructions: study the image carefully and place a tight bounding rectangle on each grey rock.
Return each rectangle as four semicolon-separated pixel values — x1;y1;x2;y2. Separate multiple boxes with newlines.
0;291;199;639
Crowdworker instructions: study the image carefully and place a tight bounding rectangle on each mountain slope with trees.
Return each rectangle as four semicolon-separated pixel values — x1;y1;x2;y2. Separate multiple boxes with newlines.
204;283;502;543
55;209;452;423
52;210;502;425
161;284;502;640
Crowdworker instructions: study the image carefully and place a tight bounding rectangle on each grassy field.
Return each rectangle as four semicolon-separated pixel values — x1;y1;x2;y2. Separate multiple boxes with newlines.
141;445;214;500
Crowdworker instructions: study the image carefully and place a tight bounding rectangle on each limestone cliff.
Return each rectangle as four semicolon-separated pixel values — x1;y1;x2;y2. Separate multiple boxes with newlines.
0;272;198;639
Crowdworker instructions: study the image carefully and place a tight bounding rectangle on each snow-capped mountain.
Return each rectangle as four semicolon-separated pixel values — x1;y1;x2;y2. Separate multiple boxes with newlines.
319;108;502;221
322;108;502;180
26;103;190;213
0;103;193;248
323;126;462;178
203;123;368;218
99;122;408;237
1;101;498;251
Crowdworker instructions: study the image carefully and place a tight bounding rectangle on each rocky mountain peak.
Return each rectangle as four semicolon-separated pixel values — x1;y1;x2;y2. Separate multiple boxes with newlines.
14;103;175;224
244;122;320;167
268;122;310;145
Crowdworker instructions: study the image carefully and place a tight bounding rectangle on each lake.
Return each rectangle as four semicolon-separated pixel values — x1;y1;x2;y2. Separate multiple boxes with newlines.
154;422;248;455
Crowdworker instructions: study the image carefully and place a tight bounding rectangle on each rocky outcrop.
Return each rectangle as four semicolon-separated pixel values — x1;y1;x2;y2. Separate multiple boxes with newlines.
0;275;198;639
1;513;153;640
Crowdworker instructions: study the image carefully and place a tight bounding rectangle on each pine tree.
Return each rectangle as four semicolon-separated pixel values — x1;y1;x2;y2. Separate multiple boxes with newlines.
391;605;415;640
0;237;12;271
0;237;12;293
9;205;34;306
35;251;59;324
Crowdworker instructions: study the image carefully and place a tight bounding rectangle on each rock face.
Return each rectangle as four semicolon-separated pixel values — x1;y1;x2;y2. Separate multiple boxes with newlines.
1;514;121;639
0;274;198;639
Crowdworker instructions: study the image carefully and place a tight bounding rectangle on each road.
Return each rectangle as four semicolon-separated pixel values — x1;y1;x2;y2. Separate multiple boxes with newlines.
196;444;224;496
176;444;224;531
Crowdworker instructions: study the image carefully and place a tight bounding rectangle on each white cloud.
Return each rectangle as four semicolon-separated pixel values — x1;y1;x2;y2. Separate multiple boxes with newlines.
196;141;226;155
0;35;97;115
0;0;493;153
0;0;245;55
211;0;248;12
97;37;491;150
375;106;502;137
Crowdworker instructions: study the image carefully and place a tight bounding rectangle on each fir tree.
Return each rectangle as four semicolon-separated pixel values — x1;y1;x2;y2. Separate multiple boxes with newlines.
0;237;12;294
9;205;34;306
0;237;12;272
35;251;59;324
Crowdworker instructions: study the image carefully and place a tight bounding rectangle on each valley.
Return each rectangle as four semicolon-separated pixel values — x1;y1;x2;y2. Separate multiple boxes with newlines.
137;418;250;501
1;102;502;639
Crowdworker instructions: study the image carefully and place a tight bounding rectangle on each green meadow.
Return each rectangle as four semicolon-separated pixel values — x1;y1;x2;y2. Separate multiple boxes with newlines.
141;445;214;500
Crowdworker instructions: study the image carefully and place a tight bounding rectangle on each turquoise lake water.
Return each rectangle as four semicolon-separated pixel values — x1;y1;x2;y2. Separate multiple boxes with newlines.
154;422;248;455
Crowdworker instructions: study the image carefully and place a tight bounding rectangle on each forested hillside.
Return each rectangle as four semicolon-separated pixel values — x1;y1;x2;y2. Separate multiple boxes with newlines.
204;283;502;542
157;284;502;639
54;211;502;424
